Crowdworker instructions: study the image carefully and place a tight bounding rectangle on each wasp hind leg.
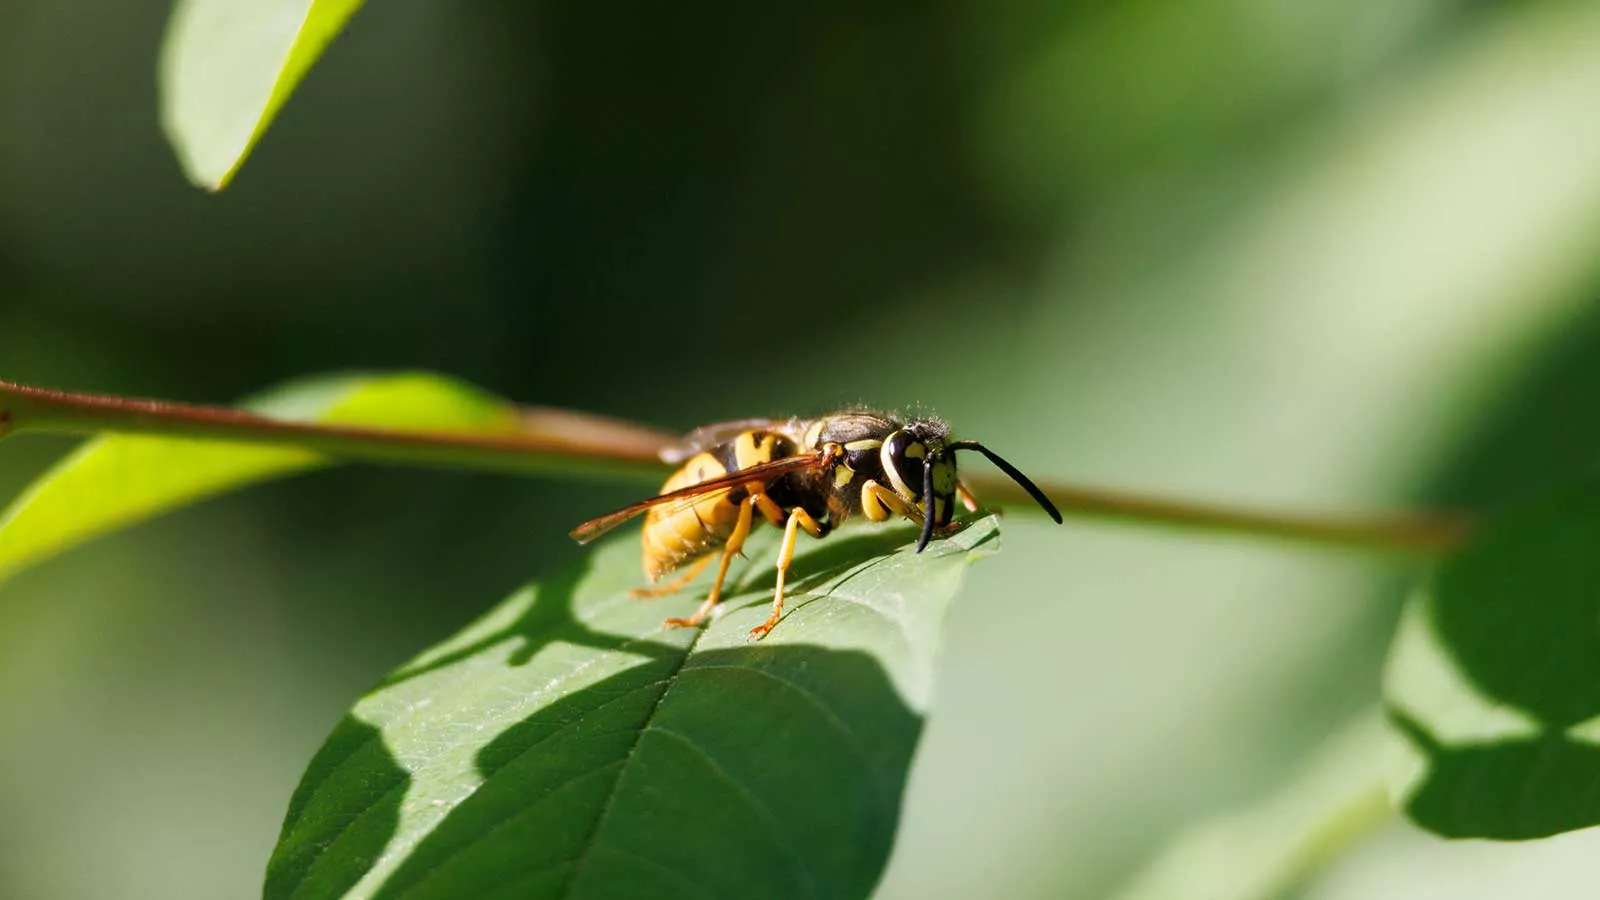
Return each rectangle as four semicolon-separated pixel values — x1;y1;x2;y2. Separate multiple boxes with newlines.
630;555;711;599
664;493;758;631
749;506;824;641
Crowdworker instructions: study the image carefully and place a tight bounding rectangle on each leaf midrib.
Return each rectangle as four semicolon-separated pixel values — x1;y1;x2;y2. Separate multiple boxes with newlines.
557;622;705;899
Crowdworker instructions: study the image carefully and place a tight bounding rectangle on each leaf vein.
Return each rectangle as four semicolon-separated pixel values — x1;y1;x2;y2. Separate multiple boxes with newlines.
581;844;715;900
646;725;818;900
560;623;711;897
683;663;892;807
387;758;624;899
376;677;676;897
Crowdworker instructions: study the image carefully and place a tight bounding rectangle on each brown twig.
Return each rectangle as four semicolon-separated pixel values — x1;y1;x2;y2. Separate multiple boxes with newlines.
0;379;1475;554
0;379;671;483
963;473;1472;554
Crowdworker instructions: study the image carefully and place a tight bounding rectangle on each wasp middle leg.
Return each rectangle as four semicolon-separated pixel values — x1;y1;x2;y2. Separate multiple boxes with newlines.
749;505;825;641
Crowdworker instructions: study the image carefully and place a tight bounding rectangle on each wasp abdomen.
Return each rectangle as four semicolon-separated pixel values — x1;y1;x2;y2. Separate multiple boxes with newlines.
640;430;795;580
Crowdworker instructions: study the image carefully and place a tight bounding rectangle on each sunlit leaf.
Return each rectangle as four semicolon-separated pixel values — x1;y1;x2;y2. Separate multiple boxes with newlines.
1384;479;1600;839
0;372;517;586
160;0;366;189
266;516;1000;899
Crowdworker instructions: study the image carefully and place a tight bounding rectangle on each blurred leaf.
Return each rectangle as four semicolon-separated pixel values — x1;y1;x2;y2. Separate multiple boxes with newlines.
1384;478;1600;839
159;0;366;189
266;516;999;899
0;372;517;586
1111;712;1391;900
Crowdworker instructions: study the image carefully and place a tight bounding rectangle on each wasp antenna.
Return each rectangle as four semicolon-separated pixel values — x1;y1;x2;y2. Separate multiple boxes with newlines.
948;441;1063;523
915;455;937;553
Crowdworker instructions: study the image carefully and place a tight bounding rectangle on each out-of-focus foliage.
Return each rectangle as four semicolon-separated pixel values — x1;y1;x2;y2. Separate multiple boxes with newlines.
1109;713;1391;900
0;373;517;584
1386;478;1600;840
160;0;367;189
8;0;1600;898
268;519;995;899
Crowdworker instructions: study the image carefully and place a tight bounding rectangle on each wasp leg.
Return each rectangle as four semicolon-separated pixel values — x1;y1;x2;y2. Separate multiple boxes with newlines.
665;493;757;630
750;490;786;527
861;479;925;525
957;481;980;513
749;506;824;641
630;555;711;599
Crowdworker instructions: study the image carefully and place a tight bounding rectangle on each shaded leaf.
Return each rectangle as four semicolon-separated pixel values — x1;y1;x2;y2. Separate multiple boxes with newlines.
266;516;1001;899
160;0;366;189
1384;478;1600;838
0;372;517;586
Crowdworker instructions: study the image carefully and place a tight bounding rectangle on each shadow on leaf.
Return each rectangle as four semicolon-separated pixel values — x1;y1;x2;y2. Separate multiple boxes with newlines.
266;715;411;898
267;516;997;899
369;645;920;900
376;554;679;691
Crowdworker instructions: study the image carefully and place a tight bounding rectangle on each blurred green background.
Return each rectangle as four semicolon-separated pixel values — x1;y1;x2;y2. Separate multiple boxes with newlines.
5;0;1600;897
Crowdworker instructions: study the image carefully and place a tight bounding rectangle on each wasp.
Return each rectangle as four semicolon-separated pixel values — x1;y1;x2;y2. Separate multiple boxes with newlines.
569;412;1062;640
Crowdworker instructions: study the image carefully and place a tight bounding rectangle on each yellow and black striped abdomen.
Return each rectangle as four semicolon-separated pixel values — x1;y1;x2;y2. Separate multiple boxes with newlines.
640;430;793;581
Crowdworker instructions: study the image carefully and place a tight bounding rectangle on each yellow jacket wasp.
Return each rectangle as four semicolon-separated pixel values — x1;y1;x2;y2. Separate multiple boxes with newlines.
570;412;1061;640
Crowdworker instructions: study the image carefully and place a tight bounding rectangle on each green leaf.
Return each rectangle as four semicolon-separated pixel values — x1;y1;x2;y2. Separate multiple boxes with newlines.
266;516;1000;899
159;0;366;189
0;372;517;586
1383;478;1600;839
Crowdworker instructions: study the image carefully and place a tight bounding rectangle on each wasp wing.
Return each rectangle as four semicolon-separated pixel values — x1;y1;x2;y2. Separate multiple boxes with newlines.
658;417;801;463
568;450;829;544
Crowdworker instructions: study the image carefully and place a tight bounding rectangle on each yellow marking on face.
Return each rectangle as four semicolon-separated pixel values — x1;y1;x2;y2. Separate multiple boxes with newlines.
932;458;958;493
834;463;856;488
843;438;883;452
880;436;914;499
904;443;926;459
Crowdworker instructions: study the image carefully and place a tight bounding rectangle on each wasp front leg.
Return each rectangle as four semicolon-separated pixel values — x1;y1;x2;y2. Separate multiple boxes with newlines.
933;480;980;536
862;478;969;537
957;481;980;514
861;479;926;525
749;505;825;641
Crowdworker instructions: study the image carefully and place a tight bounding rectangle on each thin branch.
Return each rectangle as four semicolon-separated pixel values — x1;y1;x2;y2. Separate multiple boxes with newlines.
0;379;672;483
0;379;1475;554
963;473;1472;554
